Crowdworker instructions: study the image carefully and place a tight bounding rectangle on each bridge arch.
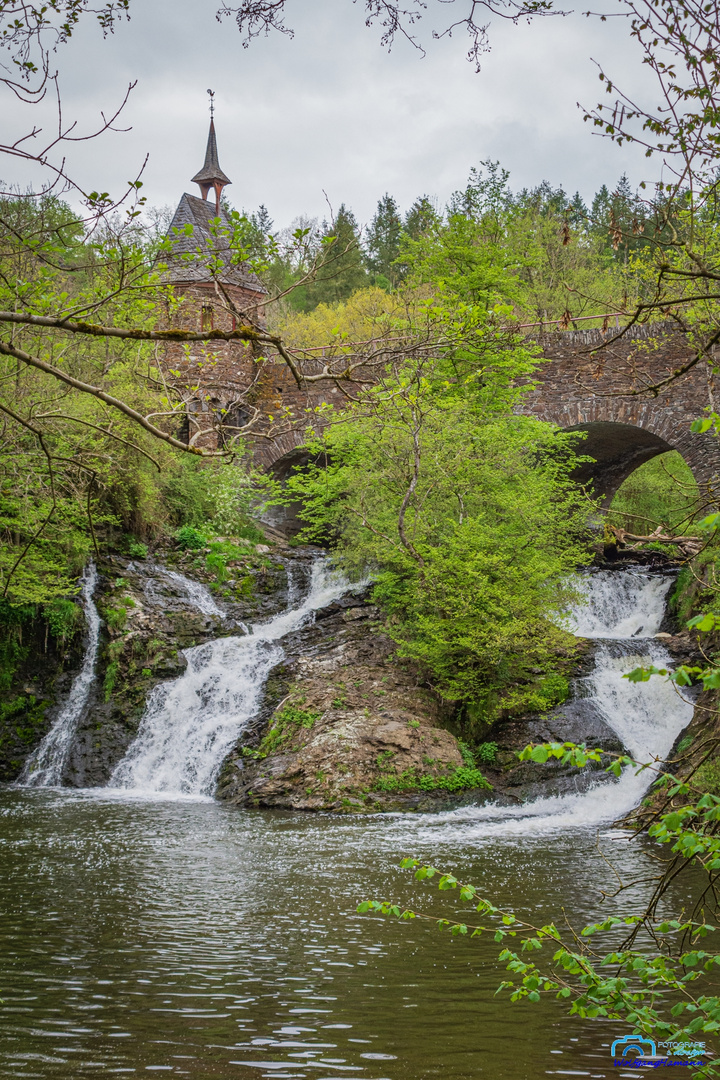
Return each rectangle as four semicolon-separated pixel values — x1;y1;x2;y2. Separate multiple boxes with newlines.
521;325;720;503
560;421;674;503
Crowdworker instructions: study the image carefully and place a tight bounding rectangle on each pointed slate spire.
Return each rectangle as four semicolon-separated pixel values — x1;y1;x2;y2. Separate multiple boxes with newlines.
192;104;231;211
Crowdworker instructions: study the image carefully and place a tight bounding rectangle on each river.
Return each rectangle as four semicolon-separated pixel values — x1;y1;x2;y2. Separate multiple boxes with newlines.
0;565;697;1079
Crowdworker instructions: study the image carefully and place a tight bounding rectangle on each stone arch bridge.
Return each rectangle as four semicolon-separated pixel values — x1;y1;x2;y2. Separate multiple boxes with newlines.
257;322;720;505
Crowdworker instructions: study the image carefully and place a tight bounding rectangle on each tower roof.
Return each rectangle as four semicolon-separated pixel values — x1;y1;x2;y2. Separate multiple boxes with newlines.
191;118;231;194
163;193;264;293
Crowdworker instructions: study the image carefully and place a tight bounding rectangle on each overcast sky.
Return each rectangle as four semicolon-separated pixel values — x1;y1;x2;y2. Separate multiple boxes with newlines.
4;0;663;230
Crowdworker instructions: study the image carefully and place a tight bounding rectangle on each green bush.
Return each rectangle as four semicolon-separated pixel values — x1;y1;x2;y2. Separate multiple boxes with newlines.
161;457;268;539
45;597;81;643
176;525;207;550
206;550;230;583
691;756;720;796
457;739;476;766
103;660;119;701
476;741;499;764
237;522;266;544
535;671;569;711
258;704;320;757
205;540;255;583
128;541;148;559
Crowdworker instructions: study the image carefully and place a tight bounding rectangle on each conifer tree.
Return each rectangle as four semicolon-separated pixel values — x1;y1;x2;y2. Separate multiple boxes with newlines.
365;193;402;286
590;176;650;262
304;204;367;308
566;192;588;229
403;196;440;239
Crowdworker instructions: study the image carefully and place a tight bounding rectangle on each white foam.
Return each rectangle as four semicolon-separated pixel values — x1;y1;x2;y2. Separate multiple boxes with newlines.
144;566;226;619
21;564;101;787
567;570;672;639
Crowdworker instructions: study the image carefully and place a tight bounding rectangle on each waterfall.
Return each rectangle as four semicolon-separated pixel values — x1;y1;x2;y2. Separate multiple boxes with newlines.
567;570;672;639
142;566;226;619
108;561;354;798
21;563;101;787
412;569;696;839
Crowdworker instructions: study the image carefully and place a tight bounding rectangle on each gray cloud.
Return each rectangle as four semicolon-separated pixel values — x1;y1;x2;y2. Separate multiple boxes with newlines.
3;0;662;227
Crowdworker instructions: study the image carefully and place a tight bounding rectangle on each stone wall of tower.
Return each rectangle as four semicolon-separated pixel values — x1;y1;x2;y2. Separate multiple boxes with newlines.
161;280;266;448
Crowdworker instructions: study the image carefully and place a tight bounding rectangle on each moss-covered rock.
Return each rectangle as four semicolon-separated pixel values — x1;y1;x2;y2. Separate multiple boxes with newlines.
216;602;492;812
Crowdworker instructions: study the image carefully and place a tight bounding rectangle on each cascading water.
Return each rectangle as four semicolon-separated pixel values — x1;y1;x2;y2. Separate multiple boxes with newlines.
142;565;226;619
108;560;354;797
21;563;101;787
409;568;696;840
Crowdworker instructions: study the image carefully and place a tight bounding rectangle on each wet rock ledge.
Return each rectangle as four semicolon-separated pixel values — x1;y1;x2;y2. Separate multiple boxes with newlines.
216;598;488;813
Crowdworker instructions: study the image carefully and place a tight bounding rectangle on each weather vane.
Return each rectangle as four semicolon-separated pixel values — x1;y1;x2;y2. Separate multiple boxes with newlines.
207;89;215;117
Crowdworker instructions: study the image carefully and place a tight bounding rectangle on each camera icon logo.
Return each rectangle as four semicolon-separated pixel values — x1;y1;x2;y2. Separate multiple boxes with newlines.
611;1034;657;1059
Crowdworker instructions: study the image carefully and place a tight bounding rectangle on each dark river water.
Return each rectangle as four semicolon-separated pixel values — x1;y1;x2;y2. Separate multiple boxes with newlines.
0;788;674;1080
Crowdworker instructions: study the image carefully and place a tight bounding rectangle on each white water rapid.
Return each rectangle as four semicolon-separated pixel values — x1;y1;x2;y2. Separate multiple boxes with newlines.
142;566;226;619
21;563;101;787
107;561;354;798
403;569;696;841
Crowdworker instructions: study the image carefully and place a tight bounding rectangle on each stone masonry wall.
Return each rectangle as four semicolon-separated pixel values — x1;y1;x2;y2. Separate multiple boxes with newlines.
248;322;720;499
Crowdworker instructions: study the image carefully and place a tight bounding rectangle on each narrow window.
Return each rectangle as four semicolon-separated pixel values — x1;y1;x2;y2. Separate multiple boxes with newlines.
201;305;213;332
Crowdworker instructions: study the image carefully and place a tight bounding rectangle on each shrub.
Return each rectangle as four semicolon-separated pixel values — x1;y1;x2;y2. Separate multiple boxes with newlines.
258;704;320;757
176;525;207;550
103;660;119;701
104;606;128;632
128;541;148;559
476;741;499;764
237;522;266;544
45;597;81;643
457;739;476;766
692;756;720;795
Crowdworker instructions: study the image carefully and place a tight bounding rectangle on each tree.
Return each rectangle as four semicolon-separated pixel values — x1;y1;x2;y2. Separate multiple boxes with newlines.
281;214;594;716
573;0;720;402
365;193;402;286
403;195;440;240
566;191;588;229
447;159;512;230
289;394;591;716
301;204;368;309
216;0;561;70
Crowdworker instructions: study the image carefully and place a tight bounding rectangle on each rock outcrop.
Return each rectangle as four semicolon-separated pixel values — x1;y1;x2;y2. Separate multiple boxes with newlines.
216;600;487;812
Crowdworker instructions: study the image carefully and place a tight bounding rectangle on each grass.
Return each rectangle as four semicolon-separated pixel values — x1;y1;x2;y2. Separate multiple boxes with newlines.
257;704;321;757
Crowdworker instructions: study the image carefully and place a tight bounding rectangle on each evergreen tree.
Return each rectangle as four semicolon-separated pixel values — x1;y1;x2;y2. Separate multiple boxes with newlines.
590;176;651;262
567;191;588;229
365;193;402;286
403;195;440;239
304;204;367;309
252;204;274;236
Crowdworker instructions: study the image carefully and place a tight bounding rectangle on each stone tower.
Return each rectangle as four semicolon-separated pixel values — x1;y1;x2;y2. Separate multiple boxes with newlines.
162;114;267;448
